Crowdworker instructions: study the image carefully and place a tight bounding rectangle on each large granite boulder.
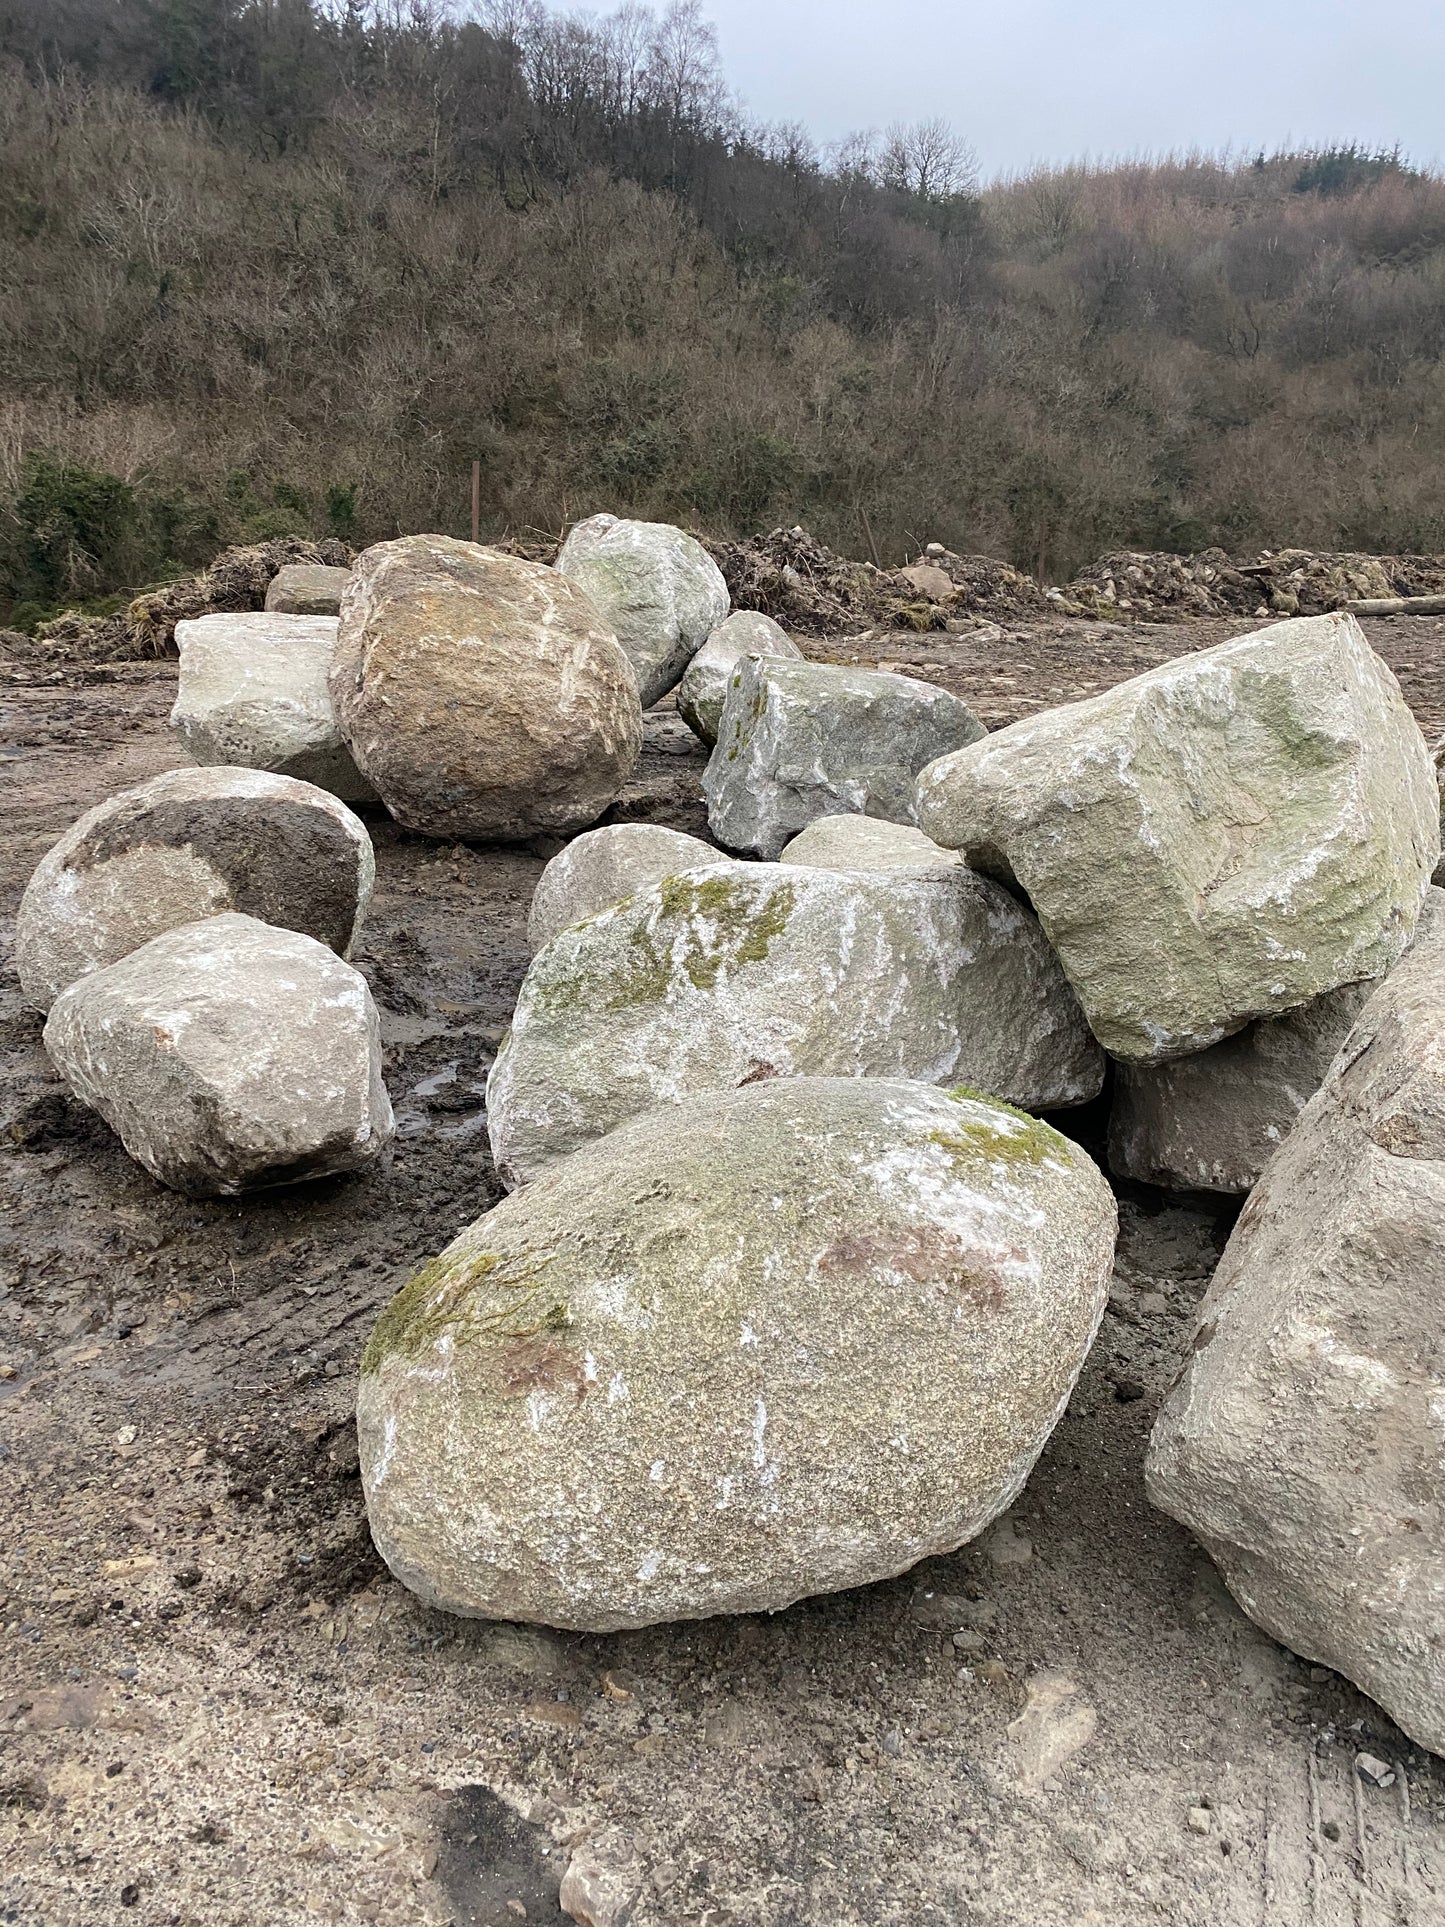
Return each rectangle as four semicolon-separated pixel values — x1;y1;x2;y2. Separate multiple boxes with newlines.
488;862;1104;1186
1110;888;1445;1191
916;613;1439;1060
527;824;730;952
359;1075;1117;1631
676;610;801;746
706;658;986;861
15;767;374;1013
331;535;641;840
780;814;962;876
171;612;375;802
44;913;393;1196
555;514;730;707
264;564;351;615
1146;922;1445;1755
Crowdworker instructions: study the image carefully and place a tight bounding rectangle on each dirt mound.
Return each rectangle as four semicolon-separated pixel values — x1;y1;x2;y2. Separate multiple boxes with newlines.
1061;547;1445;622
17;537;354;664
708;527;1048;634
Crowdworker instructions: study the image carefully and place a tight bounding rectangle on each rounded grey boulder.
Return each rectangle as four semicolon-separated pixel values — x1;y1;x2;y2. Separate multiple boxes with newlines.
526;823;731;951
358;1076;1117;1631
676;610;801;746
44;913;393;1196
15;766;375;1013
555;514;730;706
780;814;962;876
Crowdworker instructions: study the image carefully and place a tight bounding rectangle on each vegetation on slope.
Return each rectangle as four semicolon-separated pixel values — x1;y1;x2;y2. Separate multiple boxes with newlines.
1;0;1443;626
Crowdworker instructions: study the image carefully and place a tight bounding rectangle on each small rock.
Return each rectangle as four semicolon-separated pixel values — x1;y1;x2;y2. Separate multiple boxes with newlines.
897;562;955;602
558;1834;639;1927
881;1727;903;1757
1187;1807;1213;1835
1356;1754;1397;1788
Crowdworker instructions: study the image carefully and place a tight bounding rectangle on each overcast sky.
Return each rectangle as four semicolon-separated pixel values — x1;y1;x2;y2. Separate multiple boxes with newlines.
702;0;1445;180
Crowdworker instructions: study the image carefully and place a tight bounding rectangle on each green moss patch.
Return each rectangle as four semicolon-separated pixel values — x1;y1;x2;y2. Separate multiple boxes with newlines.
360;1246;571;1374
931;1087;1071;1171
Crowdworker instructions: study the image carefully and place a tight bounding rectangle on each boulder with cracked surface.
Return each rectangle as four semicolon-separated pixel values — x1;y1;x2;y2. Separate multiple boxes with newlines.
555;514;730;706
15;766;374;1013
44;913;393;1196
706;657;986;860
332;535;641;840
1146;922;1445;1754
527;823;730;951
488;861;1104;1187
916;613;1439;1060
358;1075;1117;1630
171;611;375;802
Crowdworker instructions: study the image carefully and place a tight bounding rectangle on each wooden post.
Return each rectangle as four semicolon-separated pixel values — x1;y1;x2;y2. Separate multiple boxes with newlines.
470;460;481;545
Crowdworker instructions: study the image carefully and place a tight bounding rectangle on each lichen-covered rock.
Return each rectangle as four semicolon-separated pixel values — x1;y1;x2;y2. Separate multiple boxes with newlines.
676;610;801;745
358;1076;1117;1631
1110;888;1445;1191
555;515;730;707
171;612;375;802
706;658;986;860
263;564;351;615
15;767;374;1013
332;535;641;839
488;863;1104;1186
1146;921;1445;1754
780;814;962;876
527;824;730;952
44;914;393;1196
916;613;1439;1060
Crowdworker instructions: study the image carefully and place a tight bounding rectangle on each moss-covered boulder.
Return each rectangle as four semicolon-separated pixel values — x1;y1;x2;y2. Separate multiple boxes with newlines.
487;862;1104;1186
705;657;985;860
916;613;1439;1061
358;1075;1117;1630
555;514;730;707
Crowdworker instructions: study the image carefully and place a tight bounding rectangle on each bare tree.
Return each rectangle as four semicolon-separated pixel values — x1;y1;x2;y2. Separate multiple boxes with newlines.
879;116;976;200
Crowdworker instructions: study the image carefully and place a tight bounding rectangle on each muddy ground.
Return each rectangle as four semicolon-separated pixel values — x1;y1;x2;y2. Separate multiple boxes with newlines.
3;613;1445;1927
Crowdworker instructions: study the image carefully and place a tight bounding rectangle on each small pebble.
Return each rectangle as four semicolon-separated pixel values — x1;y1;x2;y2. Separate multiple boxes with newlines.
1356;1753;1396;1788
1187;1807;1212;1835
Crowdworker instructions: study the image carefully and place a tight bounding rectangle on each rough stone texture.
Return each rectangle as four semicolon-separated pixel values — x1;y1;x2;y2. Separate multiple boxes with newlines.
559;1837;639;1927
1433;732;1445;886
897;562;955;603
43;913;393;1197
263;564;351;616
15;767;375;1014
171;612;375;802
916;613;1440;1061
358;1076;1117;1631
676;610;801;746
1146;923;1445;1756
554;514;731;707
331;535;642;840
780;815;962;876
1110;888;1445;1192
526;824;730;952
706;658;987;861
487;862;1104;1186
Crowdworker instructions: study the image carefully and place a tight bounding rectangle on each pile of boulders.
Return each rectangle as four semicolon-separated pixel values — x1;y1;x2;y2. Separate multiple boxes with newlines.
22;509;1445;1762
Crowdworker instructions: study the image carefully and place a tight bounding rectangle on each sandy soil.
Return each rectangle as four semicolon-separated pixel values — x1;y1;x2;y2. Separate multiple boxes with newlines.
3;614;1444;1927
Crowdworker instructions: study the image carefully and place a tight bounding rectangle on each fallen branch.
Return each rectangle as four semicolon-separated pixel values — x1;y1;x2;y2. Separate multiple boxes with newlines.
1344;594;1445;616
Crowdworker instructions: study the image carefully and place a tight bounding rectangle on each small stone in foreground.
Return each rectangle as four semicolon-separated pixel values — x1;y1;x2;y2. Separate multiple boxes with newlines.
1356;1754;1396;1788
44;913;393;1195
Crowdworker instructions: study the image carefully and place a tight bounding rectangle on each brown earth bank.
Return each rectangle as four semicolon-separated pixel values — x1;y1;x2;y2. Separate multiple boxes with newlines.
3;613;1445;1926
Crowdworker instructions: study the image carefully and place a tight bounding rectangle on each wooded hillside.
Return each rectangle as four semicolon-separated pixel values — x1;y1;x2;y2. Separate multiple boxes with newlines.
2;0;1443;626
